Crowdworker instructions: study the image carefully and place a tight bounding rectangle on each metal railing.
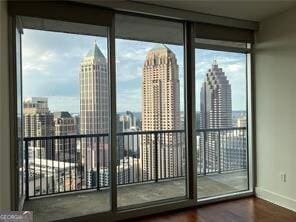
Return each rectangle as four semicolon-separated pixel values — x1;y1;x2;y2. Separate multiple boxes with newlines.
196;127;247;175
23;127;247;199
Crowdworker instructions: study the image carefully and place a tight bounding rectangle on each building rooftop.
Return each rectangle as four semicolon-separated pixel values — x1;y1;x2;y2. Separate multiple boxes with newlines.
53;111;72;119
85;42;106;60
150;43;171;52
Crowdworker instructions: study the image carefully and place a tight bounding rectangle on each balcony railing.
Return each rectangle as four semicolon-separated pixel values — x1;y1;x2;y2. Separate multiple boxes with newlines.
23;127;247;199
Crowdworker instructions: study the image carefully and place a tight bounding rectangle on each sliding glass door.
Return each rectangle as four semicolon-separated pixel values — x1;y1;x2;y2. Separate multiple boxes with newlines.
17;12;191;220
20;16;112;220
11;2;254;220
115;14;187;208
195;41;250;200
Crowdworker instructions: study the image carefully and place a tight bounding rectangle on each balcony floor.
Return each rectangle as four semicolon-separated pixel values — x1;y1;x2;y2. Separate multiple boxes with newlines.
24;171;248;222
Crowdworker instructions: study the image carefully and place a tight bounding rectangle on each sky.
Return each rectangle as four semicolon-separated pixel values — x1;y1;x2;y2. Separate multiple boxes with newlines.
22;29;247;114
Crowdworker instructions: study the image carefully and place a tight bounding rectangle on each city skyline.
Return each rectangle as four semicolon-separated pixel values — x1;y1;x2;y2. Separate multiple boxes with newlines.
23;41;247;197
22;29;247;114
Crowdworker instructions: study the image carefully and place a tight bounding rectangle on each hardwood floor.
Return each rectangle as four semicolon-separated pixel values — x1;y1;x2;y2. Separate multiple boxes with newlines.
127;197;296;222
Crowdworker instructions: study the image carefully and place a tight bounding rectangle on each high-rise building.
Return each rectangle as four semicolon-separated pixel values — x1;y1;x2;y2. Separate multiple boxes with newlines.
142;44;181;131
141;44;181;179
79;42;109;184
199;60;232;172
24;97;54;159
80;42;109;135
53;111;76;161
200;60;232;129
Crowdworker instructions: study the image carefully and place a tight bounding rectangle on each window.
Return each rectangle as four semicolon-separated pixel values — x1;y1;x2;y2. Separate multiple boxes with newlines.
21;17;111;220
10;2;254;220
115;14;187;208
195;40;250;200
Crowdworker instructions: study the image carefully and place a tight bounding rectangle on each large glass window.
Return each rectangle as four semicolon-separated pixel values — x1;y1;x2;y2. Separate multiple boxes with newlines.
115;14;187;208
21;17;111;221
13;6;254;220
195;45;249;200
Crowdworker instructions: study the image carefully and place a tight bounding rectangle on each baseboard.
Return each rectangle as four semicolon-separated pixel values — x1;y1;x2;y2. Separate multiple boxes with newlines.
255;187;296;212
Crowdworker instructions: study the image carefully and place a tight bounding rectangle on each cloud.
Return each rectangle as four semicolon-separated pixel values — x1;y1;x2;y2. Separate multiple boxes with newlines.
39;50;57;61
23;49;59;75
117;66;142;82
115;41;149;82
226;63;243;73
118;48;149;61
23;63;48;72
22;29;246;113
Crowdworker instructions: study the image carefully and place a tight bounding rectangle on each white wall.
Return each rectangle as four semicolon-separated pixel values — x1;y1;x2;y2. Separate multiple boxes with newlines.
0;0;11;210
255;6;296;212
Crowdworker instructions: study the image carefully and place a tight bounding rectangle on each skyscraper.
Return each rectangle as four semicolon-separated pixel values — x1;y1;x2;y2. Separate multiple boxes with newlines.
200;60;232;129
24;97;54;159
80;42;109;135
80;42;109;185
142;44;180;131
141;44;181;179
199;60;232;172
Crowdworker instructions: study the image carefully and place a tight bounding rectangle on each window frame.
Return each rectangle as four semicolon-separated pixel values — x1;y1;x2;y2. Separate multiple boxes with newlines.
114;13;191;210
194;41;254;205
7;1;254;221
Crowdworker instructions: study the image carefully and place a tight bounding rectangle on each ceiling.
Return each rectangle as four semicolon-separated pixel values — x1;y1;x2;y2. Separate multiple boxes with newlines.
132;0;296;21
